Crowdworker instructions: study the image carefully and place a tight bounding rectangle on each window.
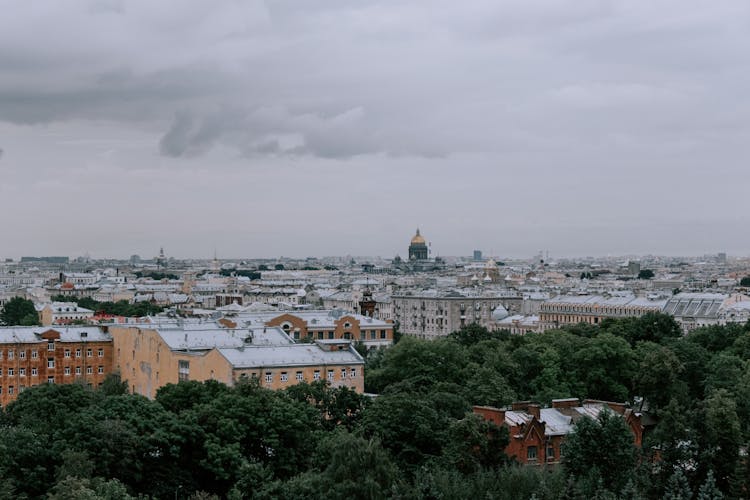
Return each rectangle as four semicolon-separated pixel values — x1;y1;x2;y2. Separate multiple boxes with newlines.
87;349;93;357
380;330;387;339
47;377;54;384
47;358;54;368
98;366;104;374
19;350;25;359
86;366;93;375
328;332;334;339
327;370;334;381
75;367;81;375
48;341;55;351
31;350;37;359
313;370;320;381
341;368;347;379
527;446;538;462
64;349;71;358
7;350;14;360
265;372;273;383
19;368;25;377
178;360;190;382
64;367;71;375
31;368;37;376
547;447;555;461
98;348;104;357
0;368;3;376
296;371;303;381
280;372;288;382
370;331;376;339
8;386;14;394
350;368;357;378
8;368;14;376
75;349;81;358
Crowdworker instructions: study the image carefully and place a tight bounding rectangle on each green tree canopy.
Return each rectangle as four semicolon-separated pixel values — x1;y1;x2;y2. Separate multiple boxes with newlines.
0;296;39;326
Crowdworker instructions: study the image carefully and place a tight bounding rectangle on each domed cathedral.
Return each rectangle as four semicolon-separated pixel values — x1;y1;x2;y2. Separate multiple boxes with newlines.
408;229;429;261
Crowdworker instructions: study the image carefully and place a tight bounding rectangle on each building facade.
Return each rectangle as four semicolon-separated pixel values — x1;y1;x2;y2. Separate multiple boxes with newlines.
474;399;648;465
538;295;667;331
393;291;520;339
109;323;365;399
0;326;113;406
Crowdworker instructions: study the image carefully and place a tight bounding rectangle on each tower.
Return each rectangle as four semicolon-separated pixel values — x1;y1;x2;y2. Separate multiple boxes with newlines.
359;286;377;317
408;229;429;261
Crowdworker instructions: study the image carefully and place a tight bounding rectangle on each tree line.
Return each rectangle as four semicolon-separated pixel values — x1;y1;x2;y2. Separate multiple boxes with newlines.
0;313;748;498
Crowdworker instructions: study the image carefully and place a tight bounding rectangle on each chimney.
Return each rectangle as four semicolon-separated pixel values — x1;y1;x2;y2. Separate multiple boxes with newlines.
527;404;541;420
552;398;580;409
473;406;506;426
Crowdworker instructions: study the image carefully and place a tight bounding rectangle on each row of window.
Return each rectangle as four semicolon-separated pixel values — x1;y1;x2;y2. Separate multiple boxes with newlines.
0;366;104;376
526;445;557;461
262;368;357;384
0;347;104;360
0;380;103;395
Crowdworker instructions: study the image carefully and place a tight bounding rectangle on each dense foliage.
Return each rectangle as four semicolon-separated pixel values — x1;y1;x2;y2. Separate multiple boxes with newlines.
50;295;164;317
2;314;750;498
0;296;40;326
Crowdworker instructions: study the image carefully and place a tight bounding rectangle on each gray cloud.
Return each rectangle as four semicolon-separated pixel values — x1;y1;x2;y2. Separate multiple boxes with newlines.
1;0;749;257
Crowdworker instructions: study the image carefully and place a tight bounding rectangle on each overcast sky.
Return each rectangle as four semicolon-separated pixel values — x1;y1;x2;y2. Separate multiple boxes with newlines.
1;0;749;260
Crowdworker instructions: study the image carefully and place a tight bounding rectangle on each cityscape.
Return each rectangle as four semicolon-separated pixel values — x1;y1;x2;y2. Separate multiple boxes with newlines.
2;1;750;499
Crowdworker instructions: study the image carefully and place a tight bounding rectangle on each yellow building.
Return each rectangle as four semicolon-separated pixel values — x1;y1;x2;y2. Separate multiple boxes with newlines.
109;323;364;398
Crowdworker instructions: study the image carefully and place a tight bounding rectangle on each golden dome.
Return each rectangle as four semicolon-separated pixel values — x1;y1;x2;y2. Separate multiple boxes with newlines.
410;229;426;245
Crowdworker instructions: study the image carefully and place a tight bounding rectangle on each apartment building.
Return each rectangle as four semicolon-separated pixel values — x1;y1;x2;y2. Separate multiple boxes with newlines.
0;326;113;406
538;294;667;331
109;323;365;399
392;290;520;339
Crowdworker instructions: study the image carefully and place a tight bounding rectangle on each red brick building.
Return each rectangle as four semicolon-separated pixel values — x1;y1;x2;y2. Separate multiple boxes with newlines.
0;326;114;406
474;399;649;465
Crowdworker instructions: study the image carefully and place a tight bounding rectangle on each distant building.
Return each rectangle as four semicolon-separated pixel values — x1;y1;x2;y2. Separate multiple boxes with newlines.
38;302;95;326
473;250;483;261
408;229;429;261
20;256;69;264
663;292;750;333
539;294;667;331
393;290;522;339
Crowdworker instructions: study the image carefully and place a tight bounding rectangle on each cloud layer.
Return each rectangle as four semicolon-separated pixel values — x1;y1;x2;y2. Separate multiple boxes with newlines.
1;0;749;257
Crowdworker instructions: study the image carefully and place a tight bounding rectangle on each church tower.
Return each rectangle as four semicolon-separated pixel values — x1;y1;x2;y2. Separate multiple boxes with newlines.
408;228;429;260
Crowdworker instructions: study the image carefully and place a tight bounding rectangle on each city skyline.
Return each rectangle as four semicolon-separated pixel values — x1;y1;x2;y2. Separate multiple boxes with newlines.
2;1;749;258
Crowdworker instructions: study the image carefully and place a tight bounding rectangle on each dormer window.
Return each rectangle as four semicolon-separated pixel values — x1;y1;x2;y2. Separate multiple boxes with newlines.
48;342;55;351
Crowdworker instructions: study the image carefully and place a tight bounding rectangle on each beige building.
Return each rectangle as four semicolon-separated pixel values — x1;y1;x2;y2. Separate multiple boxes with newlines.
109;323;365;399
538;294;667;331
38;302;95;326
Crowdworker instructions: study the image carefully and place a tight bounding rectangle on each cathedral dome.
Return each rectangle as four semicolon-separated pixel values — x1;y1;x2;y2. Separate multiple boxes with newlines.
411;229;426;245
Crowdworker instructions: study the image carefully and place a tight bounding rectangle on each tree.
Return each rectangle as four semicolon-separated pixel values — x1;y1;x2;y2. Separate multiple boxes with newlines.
571;333;635;401
0;296;39;326
633;342;685;411
449;323;504;346
696;470;723;500
740;276;750;287
562;410;637;494
700;389;741;491
663;469;692;500
638;269;655;280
